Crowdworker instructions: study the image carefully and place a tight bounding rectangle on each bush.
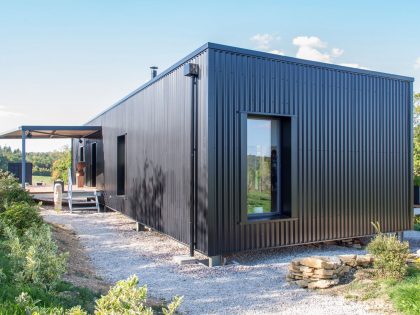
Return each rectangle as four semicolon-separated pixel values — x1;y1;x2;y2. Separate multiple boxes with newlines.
95;275;182;315
414;215;420;231
0;202;43;234
367;222;410;279
0;175;33;212
52;150;71;183
3;224;68;289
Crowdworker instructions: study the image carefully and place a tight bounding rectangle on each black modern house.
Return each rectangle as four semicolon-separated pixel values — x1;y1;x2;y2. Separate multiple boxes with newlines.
69;43;412;262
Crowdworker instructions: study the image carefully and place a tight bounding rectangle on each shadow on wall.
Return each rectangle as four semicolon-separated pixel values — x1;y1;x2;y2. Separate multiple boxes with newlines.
129;158;166;230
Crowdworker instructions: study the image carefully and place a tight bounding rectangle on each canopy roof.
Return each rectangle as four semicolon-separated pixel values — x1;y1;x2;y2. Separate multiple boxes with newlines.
0;125;102;139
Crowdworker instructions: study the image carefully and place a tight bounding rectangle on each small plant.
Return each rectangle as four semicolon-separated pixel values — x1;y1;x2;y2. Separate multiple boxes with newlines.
95;275;182;315
3;223;68;289
367;222;410;279
0;202;43;234
414;215;420;231
0;175;33;212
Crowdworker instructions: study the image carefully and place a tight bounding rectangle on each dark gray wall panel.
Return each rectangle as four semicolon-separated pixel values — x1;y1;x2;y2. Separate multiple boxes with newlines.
73;50;209;254
207;47;412;255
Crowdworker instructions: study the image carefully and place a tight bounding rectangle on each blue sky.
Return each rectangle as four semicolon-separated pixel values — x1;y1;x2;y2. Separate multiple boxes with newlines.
0;0;419;151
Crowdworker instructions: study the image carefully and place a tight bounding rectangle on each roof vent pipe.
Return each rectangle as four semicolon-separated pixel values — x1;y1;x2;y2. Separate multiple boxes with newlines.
150;66;158;79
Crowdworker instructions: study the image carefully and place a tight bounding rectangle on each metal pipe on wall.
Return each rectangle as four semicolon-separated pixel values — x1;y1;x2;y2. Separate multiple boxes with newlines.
189;75;198;257
21;128;26;188
184;62;199;257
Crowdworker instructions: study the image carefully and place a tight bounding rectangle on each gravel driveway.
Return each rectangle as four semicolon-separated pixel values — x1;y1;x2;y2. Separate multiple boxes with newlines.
40;208;419;315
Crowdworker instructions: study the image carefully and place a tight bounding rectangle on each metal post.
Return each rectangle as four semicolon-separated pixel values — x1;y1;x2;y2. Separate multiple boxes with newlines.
21;128;26;188
189;75;196;257
184;63;199;258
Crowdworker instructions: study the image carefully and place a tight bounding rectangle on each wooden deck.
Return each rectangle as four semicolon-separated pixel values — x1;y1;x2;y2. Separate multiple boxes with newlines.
29;185;99;205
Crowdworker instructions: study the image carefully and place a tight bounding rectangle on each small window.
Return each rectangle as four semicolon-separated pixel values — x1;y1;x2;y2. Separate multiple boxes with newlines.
79;146;85;162
117;135;126;195
246;116;291;219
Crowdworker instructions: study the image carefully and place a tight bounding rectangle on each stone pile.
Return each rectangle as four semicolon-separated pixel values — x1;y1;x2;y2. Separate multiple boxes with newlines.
287;254;374;289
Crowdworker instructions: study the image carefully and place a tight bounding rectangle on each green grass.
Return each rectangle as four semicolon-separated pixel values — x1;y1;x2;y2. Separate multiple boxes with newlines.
345;267;420;315
247;190;271;214
388;267;420;315
32;175;53;185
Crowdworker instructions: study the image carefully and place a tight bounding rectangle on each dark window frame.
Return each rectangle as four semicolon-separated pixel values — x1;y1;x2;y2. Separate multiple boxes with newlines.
79;146;85;162
240;112;298;223
117;134;126;196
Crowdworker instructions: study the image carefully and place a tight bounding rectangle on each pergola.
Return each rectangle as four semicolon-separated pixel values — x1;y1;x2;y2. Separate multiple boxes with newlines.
0;125;102;187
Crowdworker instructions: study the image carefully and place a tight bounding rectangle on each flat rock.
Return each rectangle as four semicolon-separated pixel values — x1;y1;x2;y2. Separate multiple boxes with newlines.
299;266;314;273
308;278;339;289
314;268;335;276
295;280;309;288
356;255;373;266
288;265;301;273
338;254;357;266
300;256;341;269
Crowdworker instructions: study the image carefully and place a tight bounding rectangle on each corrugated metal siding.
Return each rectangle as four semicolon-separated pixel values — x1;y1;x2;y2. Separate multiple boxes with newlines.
207;48;412;255
73;50;209;253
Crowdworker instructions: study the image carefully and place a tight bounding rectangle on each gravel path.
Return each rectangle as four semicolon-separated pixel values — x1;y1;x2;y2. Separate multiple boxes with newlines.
40;208;420;315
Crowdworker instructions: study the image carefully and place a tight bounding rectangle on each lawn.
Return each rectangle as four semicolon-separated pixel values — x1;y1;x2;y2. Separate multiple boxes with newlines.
343;266;420;315
32;175;54;185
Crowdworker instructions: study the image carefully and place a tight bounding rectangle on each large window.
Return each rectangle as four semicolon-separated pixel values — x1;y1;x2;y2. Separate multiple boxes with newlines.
117;135;126;196
246;116;291;219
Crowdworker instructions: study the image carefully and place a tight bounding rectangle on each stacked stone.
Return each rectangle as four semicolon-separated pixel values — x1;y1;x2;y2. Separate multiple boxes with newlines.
338;254;374;268
287;254;374;289
287;256;348;289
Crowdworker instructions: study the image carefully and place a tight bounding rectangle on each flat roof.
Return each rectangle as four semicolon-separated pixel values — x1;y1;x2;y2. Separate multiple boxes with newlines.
85;42;414;124
0;125;102;139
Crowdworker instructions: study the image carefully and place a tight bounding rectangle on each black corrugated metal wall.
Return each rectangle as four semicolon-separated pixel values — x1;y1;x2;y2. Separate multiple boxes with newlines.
207;46;413;255
73;43;413;257
74;50;209;253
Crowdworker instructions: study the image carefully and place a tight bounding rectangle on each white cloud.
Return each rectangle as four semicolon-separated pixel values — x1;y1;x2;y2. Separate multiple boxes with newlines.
292;35;368;69
292;36;333;63
415;57;420;69
339;63;370;70
269;49;285;55
293;36;327;49
0;106;22;117
331;48;344;58
250;33;274;50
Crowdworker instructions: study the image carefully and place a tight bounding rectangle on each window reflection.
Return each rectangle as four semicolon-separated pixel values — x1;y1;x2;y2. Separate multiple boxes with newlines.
247;118;279;215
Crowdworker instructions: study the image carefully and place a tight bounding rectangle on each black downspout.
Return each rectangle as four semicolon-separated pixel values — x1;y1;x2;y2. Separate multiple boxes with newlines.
184;63;199;257
190;75;198;257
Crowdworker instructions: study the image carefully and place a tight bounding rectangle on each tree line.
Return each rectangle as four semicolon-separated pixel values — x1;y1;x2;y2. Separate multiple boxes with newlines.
0;145;71;181
413;93;420;185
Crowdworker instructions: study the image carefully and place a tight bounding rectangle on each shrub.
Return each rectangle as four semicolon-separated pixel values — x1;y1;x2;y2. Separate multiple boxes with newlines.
414;215;420;231
95;275;182;315
367;222;410;279
0;202;43;234
52;150;71;183
0;175;33;212
0;169;13;180
3;224;68;289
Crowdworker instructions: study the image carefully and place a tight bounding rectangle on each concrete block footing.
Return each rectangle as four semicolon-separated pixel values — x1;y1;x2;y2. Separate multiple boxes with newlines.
208;255;223;267
173;255;198;265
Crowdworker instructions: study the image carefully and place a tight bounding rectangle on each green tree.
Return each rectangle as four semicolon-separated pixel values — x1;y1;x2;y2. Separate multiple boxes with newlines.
51;149;71;183
413;93;420;184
